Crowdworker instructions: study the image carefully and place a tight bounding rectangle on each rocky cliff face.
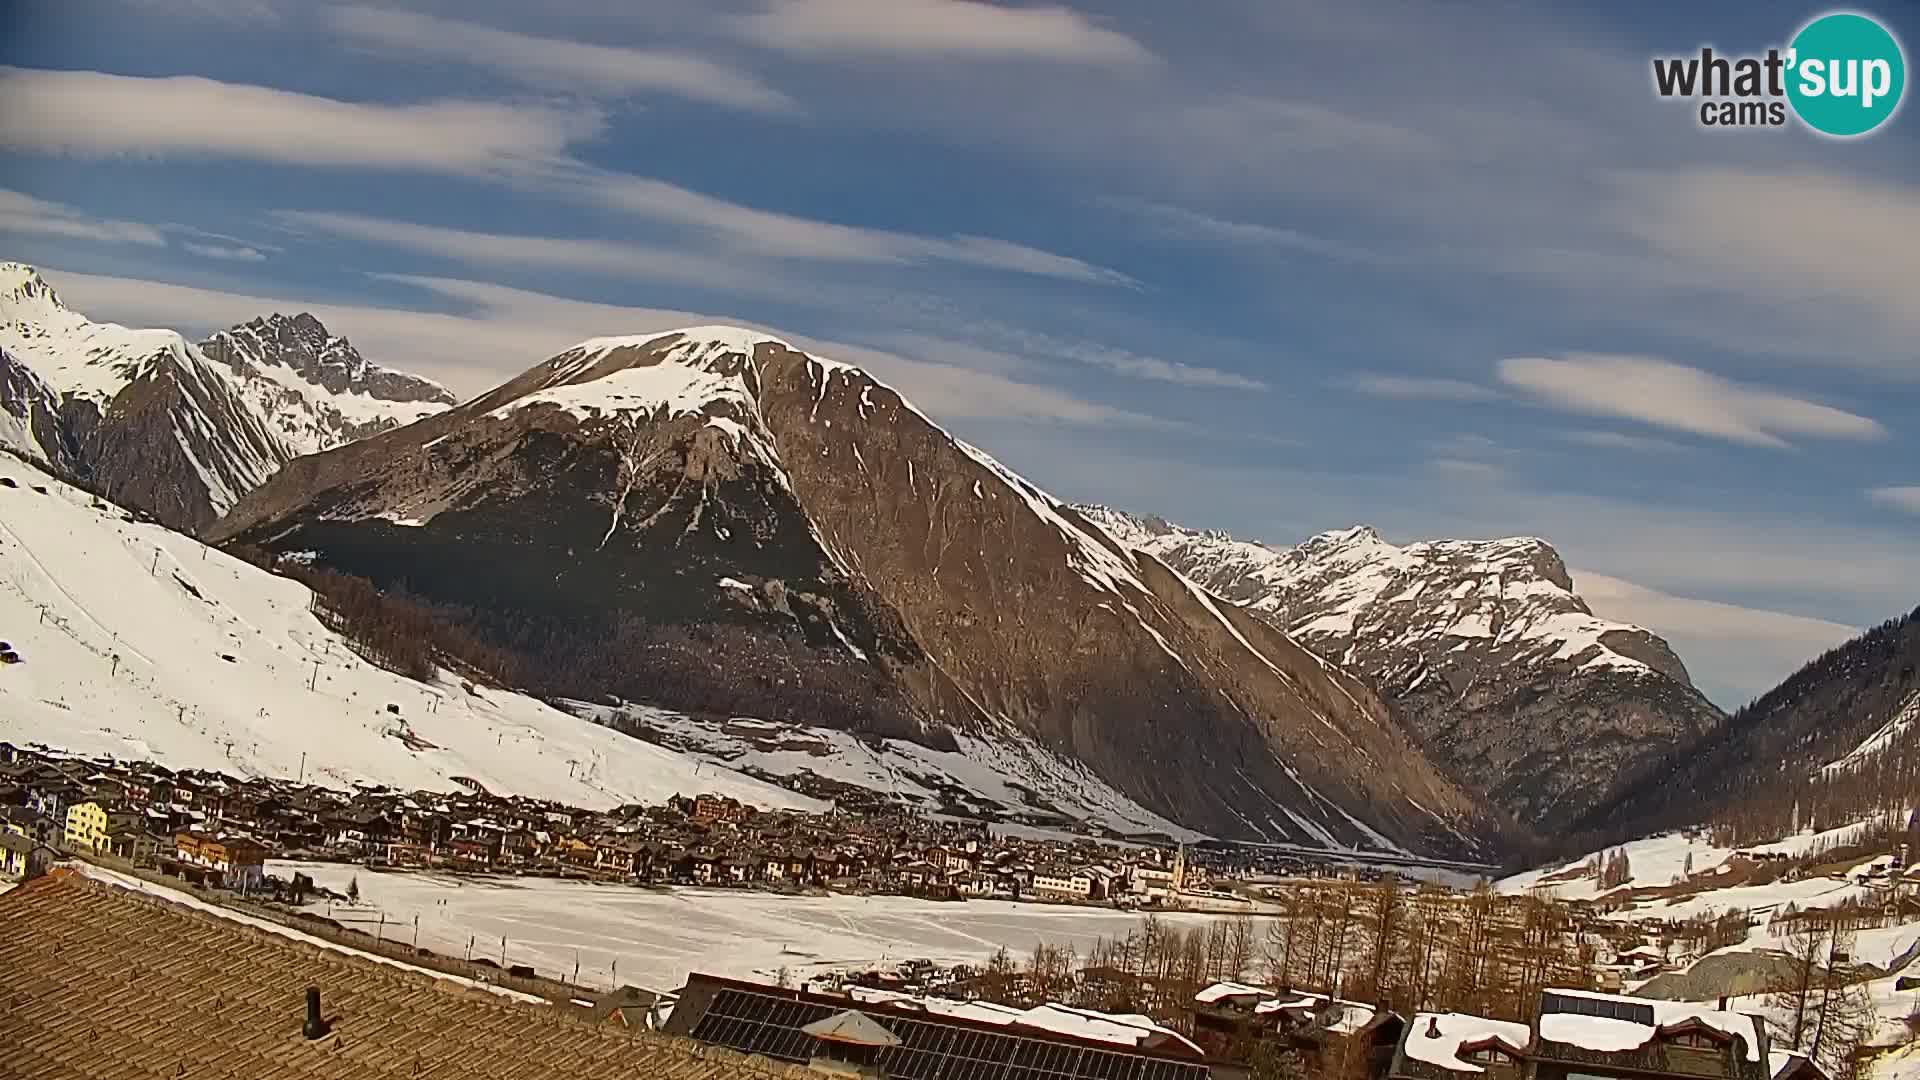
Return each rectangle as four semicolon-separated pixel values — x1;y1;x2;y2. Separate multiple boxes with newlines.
1074;508;1723;830
0;262;288;531
0;344;81;476
0;262;457;533
214;328;1500;855
198;313;455;455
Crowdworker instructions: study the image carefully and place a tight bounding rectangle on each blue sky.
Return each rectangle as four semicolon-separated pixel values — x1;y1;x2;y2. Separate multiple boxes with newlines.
2;0;1917;707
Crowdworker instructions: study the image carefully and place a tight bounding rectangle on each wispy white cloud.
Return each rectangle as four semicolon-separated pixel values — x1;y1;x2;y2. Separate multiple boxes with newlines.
733;0;1155;66
1620;168;1920;349
0;188;166;247
37;264;1170;430
1867;486;1920;514
1350;373;1500;402
0;69;1119;288
271;209;756;292
119;0;282;21
1559;430;1687;454
0;66;601;175
181;241;266;261
1427;458;1504;484
976;326;1266;390
1499;354;1886;449
1574;570;1858;708
1107;198;1379;263
325;6;796;115
574;172;1132;284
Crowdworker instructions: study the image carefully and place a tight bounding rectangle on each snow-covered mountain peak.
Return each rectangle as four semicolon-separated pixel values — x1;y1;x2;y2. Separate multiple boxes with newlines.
197;312;457;457
0;262;66;316
0;266;201;406
1071;502;1723;827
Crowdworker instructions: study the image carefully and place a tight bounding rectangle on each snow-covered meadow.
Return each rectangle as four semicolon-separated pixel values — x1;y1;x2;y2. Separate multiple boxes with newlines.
277;860;1237;993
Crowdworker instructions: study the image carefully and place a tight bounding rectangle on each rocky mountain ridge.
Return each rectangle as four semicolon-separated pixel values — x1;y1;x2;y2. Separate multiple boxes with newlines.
1073;506;1724;830
198;312;456;456
0;262;455;531
213;326;1501;855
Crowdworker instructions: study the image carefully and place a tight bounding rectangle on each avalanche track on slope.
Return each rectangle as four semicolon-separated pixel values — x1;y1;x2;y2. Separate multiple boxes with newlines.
0;452;820;812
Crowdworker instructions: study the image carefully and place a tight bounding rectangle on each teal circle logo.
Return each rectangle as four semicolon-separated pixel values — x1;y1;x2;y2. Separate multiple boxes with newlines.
1787;12;1906;137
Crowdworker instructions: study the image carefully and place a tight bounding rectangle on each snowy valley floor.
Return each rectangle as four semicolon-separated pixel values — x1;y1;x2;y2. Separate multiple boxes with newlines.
276;860;1237;994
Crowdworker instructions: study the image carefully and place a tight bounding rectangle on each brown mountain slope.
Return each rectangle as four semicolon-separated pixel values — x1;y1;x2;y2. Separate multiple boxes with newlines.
214;328;1500;854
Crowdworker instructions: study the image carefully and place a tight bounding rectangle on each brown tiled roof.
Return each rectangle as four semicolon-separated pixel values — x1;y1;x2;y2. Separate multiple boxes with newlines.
0;871;807;1079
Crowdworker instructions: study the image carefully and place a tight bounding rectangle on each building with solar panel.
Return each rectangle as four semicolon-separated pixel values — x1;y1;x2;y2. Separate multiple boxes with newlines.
1382;988;1776;1080
1531;989;1773;1080
664;972;1214;1080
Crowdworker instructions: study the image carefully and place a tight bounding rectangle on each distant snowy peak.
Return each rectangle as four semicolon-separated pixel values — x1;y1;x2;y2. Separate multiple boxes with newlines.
1075;505;1653;679
208;313;454;404
0;261;65;316
1074;504;1723;831
198;312;455;457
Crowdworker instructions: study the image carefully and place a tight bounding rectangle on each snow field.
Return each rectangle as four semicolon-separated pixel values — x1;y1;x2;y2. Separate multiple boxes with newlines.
0;455;820;813
276;860;1236;994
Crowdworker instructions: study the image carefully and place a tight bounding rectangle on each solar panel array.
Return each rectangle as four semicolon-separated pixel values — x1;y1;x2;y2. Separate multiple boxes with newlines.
1540;992;1656;1027
689;988;1210;1080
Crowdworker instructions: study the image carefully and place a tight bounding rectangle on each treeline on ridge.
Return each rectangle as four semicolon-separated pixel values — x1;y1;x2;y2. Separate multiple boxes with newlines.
1540;604;1920;861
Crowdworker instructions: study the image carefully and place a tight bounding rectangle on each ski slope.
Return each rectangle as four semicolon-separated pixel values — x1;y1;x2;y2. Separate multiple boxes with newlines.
0;453;820;812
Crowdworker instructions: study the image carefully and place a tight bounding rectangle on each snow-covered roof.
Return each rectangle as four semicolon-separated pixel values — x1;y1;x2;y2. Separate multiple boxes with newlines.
845;986;1199;1053
1192;983;1374;1033
1537;988;1764;1062
1771;1050;1813;1080
1195;980;1272;1004
1403;1013;1532;1073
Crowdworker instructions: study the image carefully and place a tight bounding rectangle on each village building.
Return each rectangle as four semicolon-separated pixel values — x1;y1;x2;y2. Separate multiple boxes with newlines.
1531;988;1771;1080
61;798;111;852
171;829;270;891
666;972;1211;1080
1191;981;1393;1079
0;830;30;878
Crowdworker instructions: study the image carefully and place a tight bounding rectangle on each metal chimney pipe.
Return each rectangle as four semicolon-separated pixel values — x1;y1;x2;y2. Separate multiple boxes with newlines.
304;987;329;1040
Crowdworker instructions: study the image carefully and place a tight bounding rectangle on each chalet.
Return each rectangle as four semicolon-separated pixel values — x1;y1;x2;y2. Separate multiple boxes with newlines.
595;837;645;876
1384;1013;1531;1080
692;794;747;825
28;780;84;824
171;830;270;891
1192;981;1391;1079
3;805;56;846
385;841;432;868
448;836;499;870
323;809;391;852
104;822;159;866
1530;989;1770;1080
